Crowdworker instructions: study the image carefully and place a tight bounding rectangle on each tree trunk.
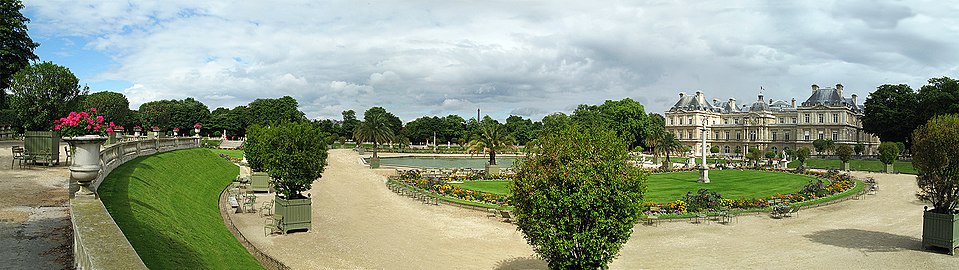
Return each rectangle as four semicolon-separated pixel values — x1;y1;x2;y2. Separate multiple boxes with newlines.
373;141;378;159
489;150;497;165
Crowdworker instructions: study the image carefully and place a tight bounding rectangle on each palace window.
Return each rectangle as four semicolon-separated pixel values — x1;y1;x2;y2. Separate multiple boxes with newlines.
819;114;824;123
736;132;742;140
725;131;730;139
804;114;810;123
804;131;810;141
818;133;824;140
724;146;730;153
750;132;757;141
785;132;790;141
688;117;693;125
679;118;684;125
779;118;784;124
772;132;777;141
832;131;838;141
833;114;839;123
670;118;674;125
792;117;797;124
724;119;728;125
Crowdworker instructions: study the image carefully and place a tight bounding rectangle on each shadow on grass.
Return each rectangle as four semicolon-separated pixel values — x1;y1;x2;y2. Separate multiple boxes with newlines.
494;256;547;270
804;229;921;252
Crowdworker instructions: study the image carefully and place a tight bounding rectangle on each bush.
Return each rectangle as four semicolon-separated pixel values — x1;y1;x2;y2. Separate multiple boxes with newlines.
244;124;266;171
683;189;723;212
796;147;810;166
911;114;959;214
511;124;647;269
835;144;853;163
260;122;329;199
877;142;899;165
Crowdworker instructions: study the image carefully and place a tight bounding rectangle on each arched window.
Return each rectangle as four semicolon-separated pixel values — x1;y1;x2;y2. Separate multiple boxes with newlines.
724;146;730;153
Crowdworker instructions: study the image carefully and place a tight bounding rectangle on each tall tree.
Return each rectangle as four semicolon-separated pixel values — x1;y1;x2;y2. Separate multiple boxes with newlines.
353;111;394;159
169;97;210;130
340;110;359;138
911;114;959;214
138;99;177;130
81;91;132;128
1;0;39;109
246;96;304;126
571;98;654;150
504;115;534;145
10;62;87;130
363;106;402;136
467;119;514;166
862;84;919;145
917;76;959;121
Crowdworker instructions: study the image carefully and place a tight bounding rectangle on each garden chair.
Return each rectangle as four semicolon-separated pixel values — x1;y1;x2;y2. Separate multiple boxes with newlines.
264;214;284;236
63;146;72;165
695;211;709;224
243;194;256;213
260;199;274;217
487;208;499;219
11;146;26;169
784;206;800;217
499;210;514;223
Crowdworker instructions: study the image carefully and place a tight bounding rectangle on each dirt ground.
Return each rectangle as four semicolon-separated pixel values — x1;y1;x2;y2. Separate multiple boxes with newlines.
229;149;958;269
0;141;73;269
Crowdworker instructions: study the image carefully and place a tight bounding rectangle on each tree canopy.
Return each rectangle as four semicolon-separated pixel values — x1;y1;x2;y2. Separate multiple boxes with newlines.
81;91;132;128
258;122;328;199
836;144;853;164
354;108;395;158
246;96;304;127
511;124;647;269
138;98;210;130
570;98;655;150
467;119;514;166
877;142;899;165
0;0;39;109
911;114;959;214
10;62;87;130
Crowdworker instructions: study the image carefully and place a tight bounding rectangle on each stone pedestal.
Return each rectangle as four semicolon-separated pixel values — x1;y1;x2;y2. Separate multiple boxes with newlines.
842;162;850;171
486;163;500;175
699;167;710;183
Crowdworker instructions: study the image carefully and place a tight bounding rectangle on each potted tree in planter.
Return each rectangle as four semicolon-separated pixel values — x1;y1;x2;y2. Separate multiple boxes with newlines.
245;124;272;192
912;114;959;255
835;144;853;171
353;111;394;169
55;108;116;197
878;142;899;173
261;122;328;234
467;119;514;175
795;147;810;170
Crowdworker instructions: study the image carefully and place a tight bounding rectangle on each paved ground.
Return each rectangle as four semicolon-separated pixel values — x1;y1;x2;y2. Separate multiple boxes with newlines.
0;141;73;269
231;149;958;269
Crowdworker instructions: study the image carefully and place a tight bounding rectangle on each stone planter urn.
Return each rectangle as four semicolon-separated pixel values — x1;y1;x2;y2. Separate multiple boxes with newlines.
841;162;850;171
62;135;108;196
922;208;958;255
275;196;312;234
173;129;179;137
194;128;201;138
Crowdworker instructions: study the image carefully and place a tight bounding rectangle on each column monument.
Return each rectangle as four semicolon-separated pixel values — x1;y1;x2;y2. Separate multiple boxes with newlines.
699;119;710;183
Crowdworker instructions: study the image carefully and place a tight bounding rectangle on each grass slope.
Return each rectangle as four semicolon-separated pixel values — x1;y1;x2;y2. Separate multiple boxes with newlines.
210;149;244;159
452;170;816;203
787;158;916;174
98;148;262;269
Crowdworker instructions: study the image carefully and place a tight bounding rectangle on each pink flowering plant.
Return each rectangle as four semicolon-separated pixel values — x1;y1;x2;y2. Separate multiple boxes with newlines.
194;123;202;129
54;107;116;137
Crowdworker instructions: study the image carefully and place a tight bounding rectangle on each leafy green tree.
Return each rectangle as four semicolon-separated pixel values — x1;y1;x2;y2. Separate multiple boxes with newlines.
764;150;776;159
895;142;906;156
81;91;132;128
878;142;899;165
402;116;444;144
812;139;833;155
710;145;720;154
511;124;647;269
836;144;853;168
9;62;87;130
0;0;39;109
796;147;810;167
207;105;248;137
363;106;402;136
911;114;959;213
917;77;959;122
540;112;571;134
340;110;359;138
442;114;467;142
863;84;919;144
571;98;654;150
244;124;267;171
169;97;210;131
747;147;762;166
353;110;394;159
505;115;534;145
246;96;304;126
260;122;328;199
138;100;176;129
854;143;865;156
467;119;514;166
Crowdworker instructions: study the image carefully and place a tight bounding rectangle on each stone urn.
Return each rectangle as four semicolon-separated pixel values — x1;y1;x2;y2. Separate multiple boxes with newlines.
194;128;201;138
62;135;108;196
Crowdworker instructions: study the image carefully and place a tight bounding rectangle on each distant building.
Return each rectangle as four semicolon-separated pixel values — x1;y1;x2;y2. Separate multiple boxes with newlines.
664;84;881;157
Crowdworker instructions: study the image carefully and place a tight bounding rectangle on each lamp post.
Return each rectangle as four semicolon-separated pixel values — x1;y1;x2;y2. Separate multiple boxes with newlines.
699;118;710;183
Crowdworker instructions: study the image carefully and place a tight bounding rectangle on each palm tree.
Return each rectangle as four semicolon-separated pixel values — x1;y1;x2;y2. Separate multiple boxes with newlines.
659;132;684;170
467;120;514;167
644;129;665;163
353;113;394;159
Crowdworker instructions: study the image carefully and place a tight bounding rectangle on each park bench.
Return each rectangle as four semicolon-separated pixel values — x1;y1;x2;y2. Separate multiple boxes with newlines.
499;210;514;223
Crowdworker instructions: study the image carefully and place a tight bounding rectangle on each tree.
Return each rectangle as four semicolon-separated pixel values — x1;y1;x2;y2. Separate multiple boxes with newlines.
854;143;865;156
363;106;402;136
862;84;919;145
138;100;176;129
541;112;571;134
511;124;647;269
340;110;359;138
764;150;776;159
570;98;654;150
836;144;853;169
208;105;248;137
10;62;87;130
81;91;132;128
353;110;394;159
911;114;959;214
244;124;267;171
747;147;762;166
0;0;40;109
917;77;959;123
895;142;906;156
467;119;514;166
505;115;535;145
812;139;834;155
247;96;304;127
710;145;720;155
877;142;899;165
260;122;328;199
169;97;210;130
796;147;810;167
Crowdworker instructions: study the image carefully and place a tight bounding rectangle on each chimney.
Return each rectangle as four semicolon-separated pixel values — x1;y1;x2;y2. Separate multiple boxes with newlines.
851;94;858;106
680;92;686;98
713;98;719;105
769;99;774;105
836;83;844;96
728;98;737;109
812;84;819;94
758;94;764;102
791;98;796;108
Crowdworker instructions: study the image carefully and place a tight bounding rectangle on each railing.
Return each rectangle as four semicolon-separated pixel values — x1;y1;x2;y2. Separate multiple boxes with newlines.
73;137;200;270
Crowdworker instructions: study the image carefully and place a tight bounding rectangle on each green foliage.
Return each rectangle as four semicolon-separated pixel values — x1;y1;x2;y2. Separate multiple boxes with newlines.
710;145;720;154
796;147;810;165
835;144;853;163
82;91;132;128
570;98;656;150
764;150;776;159
244;124;266;171
505;115;535;145
98;149;262;269
812;139;834;154
260;122;329;199
917;77;959;123
863;84;919;144
354;108;396;158
511;124;647;269
747;147;762;164
895;142;906;155
0;0;39;109
467;119;514;166
911;114;959;213
854;143;865;156
340;110;359;138
683;189;723;212
877;142;899;165
363;106;402;135
246;96;304;126
208;106;247;137
10;61;87;130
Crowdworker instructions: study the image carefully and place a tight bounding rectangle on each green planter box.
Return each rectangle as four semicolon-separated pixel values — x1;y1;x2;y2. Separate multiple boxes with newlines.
885;163;894;173
841;162;850;171
251;172;271;193
485;163;500;175
922;211;959;255
275;197;312;234
369;157;380;168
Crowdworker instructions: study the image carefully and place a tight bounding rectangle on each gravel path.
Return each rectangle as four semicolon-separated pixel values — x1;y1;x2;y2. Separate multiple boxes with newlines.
231;149;958;269
0;141;73;269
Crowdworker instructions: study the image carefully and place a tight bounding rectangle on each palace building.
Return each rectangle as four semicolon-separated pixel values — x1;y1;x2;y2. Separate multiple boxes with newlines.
664;84;881;157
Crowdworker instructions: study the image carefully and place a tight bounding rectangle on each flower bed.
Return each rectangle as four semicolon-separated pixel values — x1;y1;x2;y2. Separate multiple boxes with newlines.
391;170;510;207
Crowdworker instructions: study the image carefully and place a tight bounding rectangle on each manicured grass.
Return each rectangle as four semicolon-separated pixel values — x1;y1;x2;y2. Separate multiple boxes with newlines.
450;170;816;203
98;148;262;269
787;158;916;174
451;181;511;195
210;149;244;159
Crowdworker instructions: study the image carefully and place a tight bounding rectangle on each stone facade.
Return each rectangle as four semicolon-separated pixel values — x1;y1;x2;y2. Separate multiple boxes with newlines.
664;84;881;157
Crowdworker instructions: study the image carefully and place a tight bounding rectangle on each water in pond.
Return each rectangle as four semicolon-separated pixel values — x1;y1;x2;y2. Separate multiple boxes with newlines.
374;156;519;169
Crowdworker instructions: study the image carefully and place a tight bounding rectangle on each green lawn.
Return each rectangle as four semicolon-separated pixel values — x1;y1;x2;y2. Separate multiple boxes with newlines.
210;149;244;159
98;148;262;269
787;159;916;174
451;170;817;203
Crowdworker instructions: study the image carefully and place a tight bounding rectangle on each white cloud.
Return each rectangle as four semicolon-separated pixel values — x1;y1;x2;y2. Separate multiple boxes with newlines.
23;0;959;121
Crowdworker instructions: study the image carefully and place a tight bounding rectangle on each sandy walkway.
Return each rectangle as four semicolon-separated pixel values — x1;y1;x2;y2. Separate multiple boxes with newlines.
233;149;958;269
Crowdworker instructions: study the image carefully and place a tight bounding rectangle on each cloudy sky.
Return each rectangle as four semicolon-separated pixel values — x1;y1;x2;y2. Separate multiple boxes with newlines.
21;0;959;121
